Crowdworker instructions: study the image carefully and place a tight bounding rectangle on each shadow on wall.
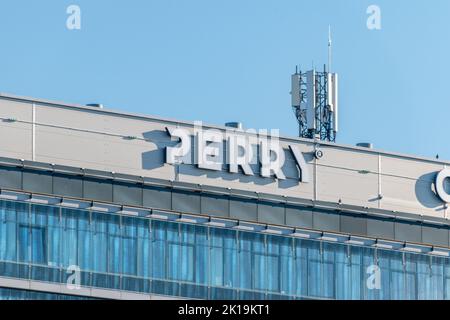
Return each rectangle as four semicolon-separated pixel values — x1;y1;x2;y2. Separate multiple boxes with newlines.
415;172;445;210
141;130;177;170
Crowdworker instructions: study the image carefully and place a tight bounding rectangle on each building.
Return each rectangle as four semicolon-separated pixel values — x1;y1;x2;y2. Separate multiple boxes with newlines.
0;93;449;300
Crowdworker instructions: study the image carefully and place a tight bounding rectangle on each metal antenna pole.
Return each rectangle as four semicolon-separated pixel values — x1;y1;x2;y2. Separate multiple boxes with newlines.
328;25;332;73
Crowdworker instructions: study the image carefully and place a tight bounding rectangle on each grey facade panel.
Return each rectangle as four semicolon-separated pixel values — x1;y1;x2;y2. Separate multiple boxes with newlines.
143;186;171;210
172;190;201;214
23;170;53;194
113;182;143;206
0;167;22;189
201;194;229;217
313;210;340;232
258;202;285;225
340;214;367;236
394;221;422;243
83;178;113;202
367;218;395;239
230;198;257;221
285;206;313;228
53;174;83;198
422;224;449;247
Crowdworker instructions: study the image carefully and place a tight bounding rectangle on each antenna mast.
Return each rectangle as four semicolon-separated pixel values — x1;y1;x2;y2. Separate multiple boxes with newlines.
290;27;339;142
328;25;332;73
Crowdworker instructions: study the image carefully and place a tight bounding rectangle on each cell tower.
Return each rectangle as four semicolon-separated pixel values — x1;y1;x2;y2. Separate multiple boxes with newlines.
291;28;338;142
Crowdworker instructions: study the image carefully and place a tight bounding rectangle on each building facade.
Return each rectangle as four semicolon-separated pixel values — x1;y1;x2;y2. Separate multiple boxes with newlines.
0;94;450;300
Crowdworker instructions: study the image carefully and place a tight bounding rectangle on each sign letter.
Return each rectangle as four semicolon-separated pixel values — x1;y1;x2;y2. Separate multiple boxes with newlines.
196;129;223;171
166;127;191;164
227;134;254;175
289;145;310;183
436;169;450;203
259;139;286;180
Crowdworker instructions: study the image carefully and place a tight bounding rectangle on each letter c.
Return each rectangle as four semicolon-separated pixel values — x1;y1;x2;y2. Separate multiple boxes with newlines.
436;169;450;203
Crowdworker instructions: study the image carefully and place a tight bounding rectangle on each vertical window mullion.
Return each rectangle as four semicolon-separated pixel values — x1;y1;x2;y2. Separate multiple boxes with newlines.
59;207;62;283
136;221;140;278
119;214;122;290
90;211;93;287
28;203;31;279
207;226;211;299
264;234;268;297
292;237;296;299
150;219;154;278
236;230;240;298
178;222;181;296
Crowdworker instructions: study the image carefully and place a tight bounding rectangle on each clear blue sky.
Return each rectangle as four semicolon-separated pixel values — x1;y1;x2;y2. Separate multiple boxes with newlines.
0;0;449;159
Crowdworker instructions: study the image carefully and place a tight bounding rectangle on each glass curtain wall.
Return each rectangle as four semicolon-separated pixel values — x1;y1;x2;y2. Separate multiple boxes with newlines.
0;199;449;300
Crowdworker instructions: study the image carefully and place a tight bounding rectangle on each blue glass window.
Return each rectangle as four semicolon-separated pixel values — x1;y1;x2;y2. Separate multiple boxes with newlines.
0;199;450;300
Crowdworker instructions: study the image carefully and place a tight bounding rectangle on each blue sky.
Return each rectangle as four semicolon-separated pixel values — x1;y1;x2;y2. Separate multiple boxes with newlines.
0;0;449;159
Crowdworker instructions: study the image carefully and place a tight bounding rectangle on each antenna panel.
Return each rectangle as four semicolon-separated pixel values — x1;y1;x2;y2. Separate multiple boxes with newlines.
306;70;316;130
331;73;338;132
291;74;301;107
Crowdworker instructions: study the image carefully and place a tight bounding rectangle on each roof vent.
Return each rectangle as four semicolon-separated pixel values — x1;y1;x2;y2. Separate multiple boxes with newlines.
86;103;104;109
356;142;373;149
225;122;243;130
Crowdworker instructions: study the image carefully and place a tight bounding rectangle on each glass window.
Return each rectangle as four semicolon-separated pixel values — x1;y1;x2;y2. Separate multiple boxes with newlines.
238;231;265;292
179;243;194;282
444;260;450;300
122;236;137;275
335;244;351;299
168;242;180;281
306;241;322;298
61;209;80;268
431;256;444;300
91;212;108;273
31;226;47;264
404;252;417;300
151;220;167;280
108;228;121;274
18;225;30;263
267;235;294;295
121;217;138;276
417;254;432;300
210;228;238;289
136;218;150;279
362;247;377;300
295;239;308;298
4;198;450;300
0;201;18;262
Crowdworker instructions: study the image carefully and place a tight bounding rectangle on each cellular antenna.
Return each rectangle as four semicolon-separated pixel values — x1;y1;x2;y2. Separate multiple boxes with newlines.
290;27;339;142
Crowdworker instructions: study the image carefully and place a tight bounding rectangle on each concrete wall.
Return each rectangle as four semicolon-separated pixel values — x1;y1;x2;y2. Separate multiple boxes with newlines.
0;94;447;220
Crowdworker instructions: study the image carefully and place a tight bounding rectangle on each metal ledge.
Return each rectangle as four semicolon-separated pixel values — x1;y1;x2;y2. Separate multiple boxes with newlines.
0;276;184;300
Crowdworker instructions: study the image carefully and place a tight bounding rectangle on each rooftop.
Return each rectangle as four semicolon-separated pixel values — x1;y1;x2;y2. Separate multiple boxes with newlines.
0;92;446;167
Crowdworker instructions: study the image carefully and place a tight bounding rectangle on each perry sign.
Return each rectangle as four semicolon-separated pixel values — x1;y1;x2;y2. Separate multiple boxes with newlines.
164;122;310;183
